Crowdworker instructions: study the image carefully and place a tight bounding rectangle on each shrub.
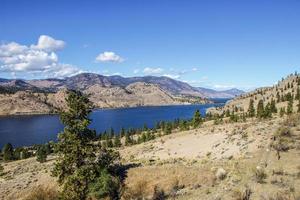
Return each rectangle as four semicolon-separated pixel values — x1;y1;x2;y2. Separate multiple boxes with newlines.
36;145;47;163
215;168;227;180
275;127;292;138
88;169;120;200
232;186;252;200
254;166;267;183
2;143;14;161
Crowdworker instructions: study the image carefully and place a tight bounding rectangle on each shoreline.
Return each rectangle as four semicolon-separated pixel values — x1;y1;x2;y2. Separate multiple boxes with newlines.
0;101;222;117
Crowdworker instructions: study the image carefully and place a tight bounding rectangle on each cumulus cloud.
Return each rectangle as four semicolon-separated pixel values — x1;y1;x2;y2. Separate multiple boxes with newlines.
143;67;164;75
0;35;80;78
95;51;124;63
31;35;65;52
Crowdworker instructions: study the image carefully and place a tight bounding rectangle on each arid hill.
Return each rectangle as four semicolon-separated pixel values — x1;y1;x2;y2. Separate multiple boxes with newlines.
207;73;300;116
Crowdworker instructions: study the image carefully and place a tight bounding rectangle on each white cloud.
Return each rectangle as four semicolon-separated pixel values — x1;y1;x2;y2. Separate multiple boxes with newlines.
192;67;198;71
31;35;65;52
163;74;180;79
0;35;80;78
143;67;164;75
95;51;124;63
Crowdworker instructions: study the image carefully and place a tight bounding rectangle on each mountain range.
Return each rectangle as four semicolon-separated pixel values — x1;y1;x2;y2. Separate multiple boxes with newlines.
0;73;244;98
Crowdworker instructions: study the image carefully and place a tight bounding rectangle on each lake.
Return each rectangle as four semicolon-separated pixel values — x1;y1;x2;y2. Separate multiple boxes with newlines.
0;101;227;148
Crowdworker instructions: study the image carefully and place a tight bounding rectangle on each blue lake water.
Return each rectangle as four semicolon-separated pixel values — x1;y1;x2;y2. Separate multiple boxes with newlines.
0;102;227;148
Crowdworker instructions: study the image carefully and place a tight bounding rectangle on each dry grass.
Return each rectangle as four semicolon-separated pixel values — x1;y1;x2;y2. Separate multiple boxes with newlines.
23;185;59;200
123;164;215;198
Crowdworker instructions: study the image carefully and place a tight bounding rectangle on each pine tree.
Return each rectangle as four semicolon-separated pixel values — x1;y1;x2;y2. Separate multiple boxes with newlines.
2;143;14;161
256;100;265;118
0;163;3;176
120;127;125;137
192;109;202;128
287;98;293;115
248;99;255;117
276;92;281;103
163;123;172;134
36;145;47;163
264;103;272;118
109;128;115;139
270;99;277;113
113;135;121;147
296;87;300;100
52;90;96;200
125;132;132;146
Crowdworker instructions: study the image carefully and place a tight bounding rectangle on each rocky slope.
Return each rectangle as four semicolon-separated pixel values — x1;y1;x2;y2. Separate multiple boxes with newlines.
0;82;205;115
207;73;300;115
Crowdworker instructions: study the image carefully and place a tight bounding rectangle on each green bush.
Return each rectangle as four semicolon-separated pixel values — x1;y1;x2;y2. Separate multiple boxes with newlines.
88;169;120;200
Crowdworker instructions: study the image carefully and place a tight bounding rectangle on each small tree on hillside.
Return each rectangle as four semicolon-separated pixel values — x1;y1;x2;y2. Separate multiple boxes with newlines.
0;163;4;176
270;99;277;113
256;100;265;118
287;98;293;115
2;143;14;161
36;145;47;163
192;110;202;128
120;127;126;137
248;99;255;117
113;135;121;147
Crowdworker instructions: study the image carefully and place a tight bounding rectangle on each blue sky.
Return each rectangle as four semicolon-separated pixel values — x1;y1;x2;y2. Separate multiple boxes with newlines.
0;0;300;90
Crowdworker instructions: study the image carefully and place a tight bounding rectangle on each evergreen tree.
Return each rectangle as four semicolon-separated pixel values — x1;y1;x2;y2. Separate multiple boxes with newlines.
109;128;115;139
298;99;300;113
264;103;272;118
0;163;3;176
2;143;14;161
120;127;126;137
225;110;230;117
107;139;114;148
113;135;122;147
296;87;300;100
52;91;96;200
179;120;189;131
248;99;255;117
256;100;265;118
270;99;277;113
125;132;132;146
287;98;293;115
192;110;202;128
276;92;281;103
163;123;172;135
36;145;47;163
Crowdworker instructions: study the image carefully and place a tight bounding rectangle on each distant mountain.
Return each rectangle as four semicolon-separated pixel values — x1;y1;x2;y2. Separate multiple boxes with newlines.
0;73;245;99
196;87;244;98
26;73;205;97
0;73;214;115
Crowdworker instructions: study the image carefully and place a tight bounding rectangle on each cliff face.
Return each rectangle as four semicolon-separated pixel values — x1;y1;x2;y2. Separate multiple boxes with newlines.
207;74;300;115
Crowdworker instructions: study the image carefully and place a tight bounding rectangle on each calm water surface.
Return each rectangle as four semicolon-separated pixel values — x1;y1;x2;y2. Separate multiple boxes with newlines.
0;102;226;148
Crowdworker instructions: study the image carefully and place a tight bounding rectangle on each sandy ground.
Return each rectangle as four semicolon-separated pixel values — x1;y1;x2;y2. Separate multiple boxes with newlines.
120;118;281;162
